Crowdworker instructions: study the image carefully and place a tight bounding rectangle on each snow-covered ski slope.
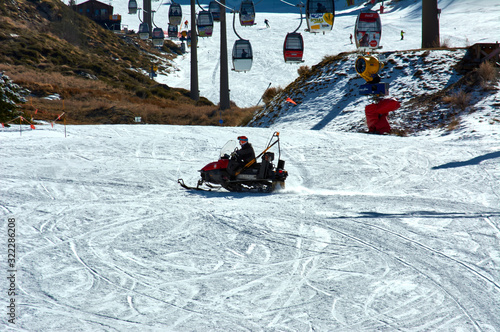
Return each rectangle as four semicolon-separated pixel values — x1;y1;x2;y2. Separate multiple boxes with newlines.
1;123;500;331
2;0;500;330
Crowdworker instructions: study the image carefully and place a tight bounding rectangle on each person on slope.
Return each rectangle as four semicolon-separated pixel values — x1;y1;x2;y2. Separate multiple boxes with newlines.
227;136;255;178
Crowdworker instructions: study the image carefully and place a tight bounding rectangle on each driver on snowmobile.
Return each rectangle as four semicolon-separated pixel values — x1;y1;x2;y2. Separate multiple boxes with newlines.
234;136;255;164
227;136;255;177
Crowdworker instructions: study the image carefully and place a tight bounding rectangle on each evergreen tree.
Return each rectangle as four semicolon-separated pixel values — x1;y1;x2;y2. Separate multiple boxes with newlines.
0;73;29;124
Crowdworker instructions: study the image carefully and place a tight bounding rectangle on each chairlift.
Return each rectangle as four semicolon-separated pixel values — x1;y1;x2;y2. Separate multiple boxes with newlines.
138;23;149;40
152;27;165;47
197;10;214;37
355;10;382;49
168;24;178;39
239;0;256;26
128;0;137;15
305;0;334;33
209;1;221;21
169;2;183;26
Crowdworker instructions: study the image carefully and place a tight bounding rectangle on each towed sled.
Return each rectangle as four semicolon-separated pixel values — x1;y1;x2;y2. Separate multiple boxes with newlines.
178;132;288;192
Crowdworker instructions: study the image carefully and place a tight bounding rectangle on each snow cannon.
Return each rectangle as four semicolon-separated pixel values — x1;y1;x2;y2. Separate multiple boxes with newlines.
355;55;383;83
356;55;389;96
178;132;288;193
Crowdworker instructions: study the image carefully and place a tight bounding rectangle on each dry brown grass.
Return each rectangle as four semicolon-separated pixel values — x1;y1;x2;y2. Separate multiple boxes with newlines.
262;86;283;105
442;90;471;111
446;117;461;131
297;65;311;77
476;61;499;86
4;64;256;126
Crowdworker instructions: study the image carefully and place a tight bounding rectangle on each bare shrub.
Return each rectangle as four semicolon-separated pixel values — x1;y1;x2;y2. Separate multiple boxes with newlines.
297;65;311;77
442;90;471;111
446;117;460;131
262;86;283;105
476;61;499;84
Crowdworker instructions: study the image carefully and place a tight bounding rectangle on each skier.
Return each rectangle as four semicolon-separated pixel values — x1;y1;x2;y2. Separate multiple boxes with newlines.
227;136;255;177
184;20;189;28
401;30;405;40
350;33;353;44
264;19;270;28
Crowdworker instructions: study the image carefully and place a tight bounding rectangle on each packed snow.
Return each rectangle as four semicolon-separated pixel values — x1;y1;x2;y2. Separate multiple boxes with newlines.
2;0;500;331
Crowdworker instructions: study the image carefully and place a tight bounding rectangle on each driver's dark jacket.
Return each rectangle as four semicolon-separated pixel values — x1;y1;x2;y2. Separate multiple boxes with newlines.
235;142;255;165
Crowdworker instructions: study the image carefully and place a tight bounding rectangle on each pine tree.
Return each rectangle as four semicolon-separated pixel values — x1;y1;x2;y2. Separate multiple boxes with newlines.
0;73;29;124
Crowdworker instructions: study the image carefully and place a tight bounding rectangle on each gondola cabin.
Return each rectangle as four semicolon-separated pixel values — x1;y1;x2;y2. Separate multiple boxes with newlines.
305;0;334;33
168;24;178;38
232;39;253;72
152;27;165;47
283;32;304;63
355;10;382;49
239;0;256;26
138;22;149;39
169;3;182;26
197;11;214;37
128;0;137;14
209;1;221;21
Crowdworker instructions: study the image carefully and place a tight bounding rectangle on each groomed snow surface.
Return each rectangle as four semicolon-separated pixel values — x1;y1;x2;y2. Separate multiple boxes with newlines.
2;0;500;331
1;124;500;331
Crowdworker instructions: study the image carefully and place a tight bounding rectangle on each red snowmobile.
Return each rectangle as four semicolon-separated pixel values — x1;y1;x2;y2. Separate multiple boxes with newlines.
178;132;288;192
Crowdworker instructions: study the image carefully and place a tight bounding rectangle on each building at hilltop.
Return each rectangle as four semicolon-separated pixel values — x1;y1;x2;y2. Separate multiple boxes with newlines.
72;0;121;31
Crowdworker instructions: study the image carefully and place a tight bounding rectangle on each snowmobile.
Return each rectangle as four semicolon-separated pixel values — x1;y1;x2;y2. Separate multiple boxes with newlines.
178;132;288;192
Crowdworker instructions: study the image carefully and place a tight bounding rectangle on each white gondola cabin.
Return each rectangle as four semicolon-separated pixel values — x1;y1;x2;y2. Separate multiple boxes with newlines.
232;39;253;72
152;27;165;47
305;0;334;33
197;11;214;37
128;0;137;15
169;3;182;26
138;23;149;40
209;1;221;22
283;32;304;63
355;10;382;49
239;0;256;26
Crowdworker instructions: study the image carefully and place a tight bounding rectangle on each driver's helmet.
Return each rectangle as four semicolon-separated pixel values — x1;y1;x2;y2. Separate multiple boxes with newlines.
237;136;248;143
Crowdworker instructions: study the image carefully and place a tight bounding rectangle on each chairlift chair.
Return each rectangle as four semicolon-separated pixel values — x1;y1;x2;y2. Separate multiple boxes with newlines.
169;2;183;26
128;0;138;15
138;23;149;40
232;39;253;72
209;1;221;21
152;27;165;47
239;0;256;26
197;11;214;37
355;10;382;49
305;0;335;33
284;32;304;63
